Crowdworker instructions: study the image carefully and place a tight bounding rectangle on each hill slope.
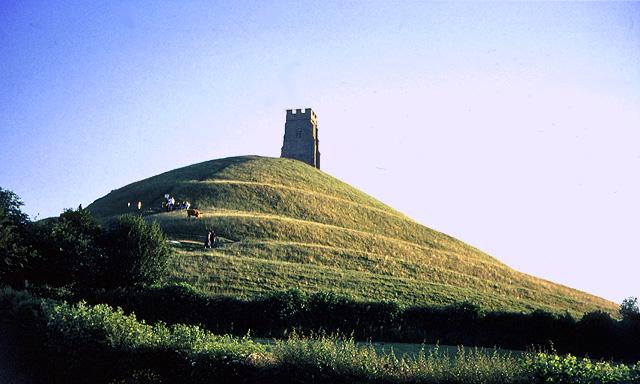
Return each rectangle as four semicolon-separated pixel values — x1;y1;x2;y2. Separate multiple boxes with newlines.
88;156;616;315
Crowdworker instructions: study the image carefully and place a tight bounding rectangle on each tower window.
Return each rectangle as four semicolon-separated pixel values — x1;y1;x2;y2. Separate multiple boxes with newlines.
296;129;302;138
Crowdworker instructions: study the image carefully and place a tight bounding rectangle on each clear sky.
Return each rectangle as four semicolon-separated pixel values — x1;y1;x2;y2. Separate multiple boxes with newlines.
1;1;638;303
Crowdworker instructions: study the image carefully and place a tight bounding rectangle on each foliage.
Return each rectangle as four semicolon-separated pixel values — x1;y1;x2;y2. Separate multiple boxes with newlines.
0;188;37;287
0;286;49;381
0;207;28;285
101;215;173;288
0;199;174;290
522;352;640;384
0;187;30;226
38;284;640;362
43;300;262;357
1;287;264;383
271;333;525;383
31;207;105;287
620;297;639;320
3;287;640;384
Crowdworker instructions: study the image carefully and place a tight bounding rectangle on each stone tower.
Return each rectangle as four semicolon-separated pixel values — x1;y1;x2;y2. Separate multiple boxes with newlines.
281;108;320;169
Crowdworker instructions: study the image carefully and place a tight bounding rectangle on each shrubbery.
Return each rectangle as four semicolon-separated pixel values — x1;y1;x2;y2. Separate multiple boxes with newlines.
0;286;48;382
620;297;639;322
0;192;174;290
522;352;640;384
44;285;639;363
31;207;105;287
1;287;264;384
100;214;172;288
0;188;38;287
3;287;639;384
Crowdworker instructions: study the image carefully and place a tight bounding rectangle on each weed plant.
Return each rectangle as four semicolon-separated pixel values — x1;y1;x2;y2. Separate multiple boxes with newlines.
522;352;640;383
270;333;525;383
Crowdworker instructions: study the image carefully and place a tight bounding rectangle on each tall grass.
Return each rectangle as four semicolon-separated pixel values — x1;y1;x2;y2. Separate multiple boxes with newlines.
270;333;525;383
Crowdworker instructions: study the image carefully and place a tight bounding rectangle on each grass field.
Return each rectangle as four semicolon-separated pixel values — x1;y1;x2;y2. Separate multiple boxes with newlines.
87;155;617;315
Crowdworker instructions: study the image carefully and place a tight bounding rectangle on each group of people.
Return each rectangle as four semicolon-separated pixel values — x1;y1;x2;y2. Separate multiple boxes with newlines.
162;194;191;212
160;194;218;249
127;201;143;210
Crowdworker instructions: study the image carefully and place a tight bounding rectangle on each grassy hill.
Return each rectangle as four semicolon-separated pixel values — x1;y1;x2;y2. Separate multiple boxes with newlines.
87;155;616;315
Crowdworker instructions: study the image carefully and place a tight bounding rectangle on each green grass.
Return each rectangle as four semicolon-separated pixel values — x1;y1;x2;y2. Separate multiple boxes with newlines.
269;333;526;384
168;250;600;314
87;155;617;316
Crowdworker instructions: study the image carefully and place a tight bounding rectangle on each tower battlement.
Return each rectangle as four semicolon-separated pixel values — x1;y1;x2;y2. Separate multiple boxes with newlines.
281;108;320;169
286;108;317;122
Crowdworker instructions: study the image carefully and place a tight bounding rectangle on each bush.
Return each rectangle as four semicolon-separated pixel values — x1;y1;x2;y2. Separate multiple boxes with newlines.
577;311;618;357
620;297;639;321
0;287;49;381
101;215;173;288
28;210;173;289
0;288;265;383
4;287;640;384
522;352;640;384
0;188;37;287
0;208;28;286
54;285;639;363
31;207;105;287
0;188;30;226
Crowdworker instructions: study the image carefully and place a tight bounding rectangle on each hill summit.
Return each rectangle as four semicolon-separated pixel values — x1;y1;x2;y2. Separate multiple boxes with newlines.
88;155;616;315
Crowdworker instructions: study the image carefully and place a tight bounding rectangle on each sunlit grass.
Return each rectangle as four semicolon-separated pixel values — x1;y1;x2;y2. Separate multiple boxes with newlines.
168;251;604;315
87;155;617;315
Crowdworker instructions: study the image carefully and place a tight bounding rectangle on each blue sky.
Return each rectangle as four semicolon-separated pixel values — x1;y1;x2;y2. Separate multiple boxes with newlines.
1;1;638;303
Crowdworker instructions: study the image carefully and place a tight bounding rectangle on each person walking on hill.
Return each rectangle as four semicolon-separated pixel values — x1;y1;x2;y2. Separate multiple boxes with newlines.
204;231;212;248
204;230;216;249
210;230;217;248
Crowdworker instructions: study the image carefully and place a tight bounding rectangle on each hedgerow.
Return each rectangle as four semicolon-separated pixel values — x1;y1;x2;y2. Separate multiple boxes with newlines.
42;284;640;363
2;287;639;384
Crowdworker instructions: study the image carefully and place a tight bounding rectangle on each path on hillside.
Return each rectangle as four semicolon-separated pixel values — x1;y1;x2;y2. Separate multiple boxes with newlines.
179;238;584;307
191;179;410;219
184;209;599;303
177;208;456;255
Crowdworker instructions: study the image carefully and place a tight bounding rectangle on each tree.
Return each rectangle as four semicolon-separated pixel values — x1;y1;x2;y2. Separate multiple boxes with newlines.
0;188;30;227
101;215;173;288
0;188;35;287
1;207;26;286
31;207;105;287
620;297;639;320
2;199;174;289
